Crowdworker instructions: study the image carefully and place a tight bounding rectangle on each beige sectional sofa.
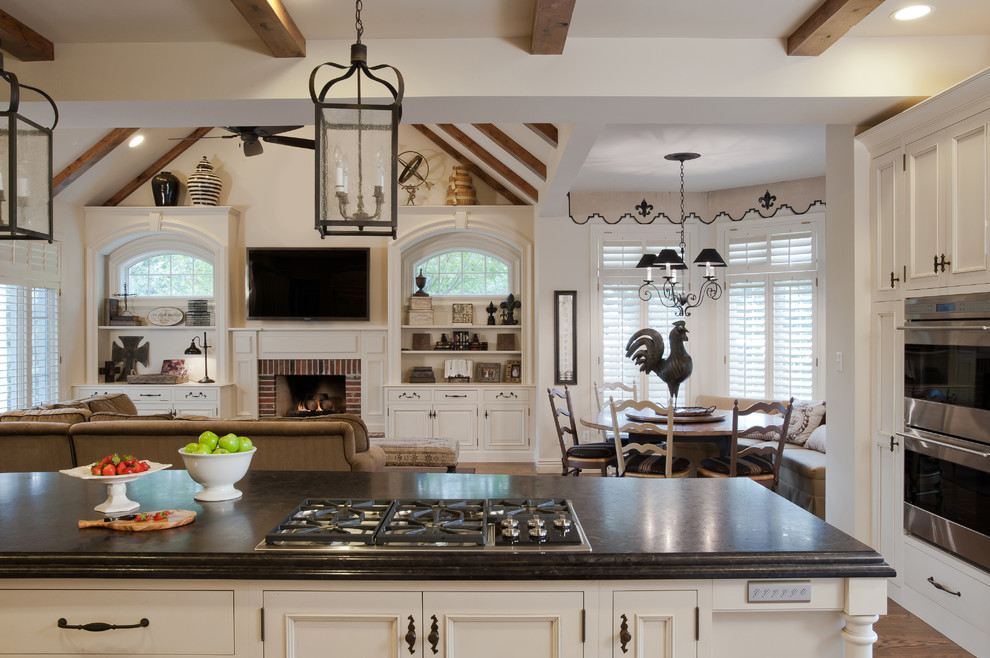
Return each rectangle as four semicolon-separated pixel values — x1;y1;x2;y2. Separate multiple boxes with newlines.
1;393;385;473
694;395;826;520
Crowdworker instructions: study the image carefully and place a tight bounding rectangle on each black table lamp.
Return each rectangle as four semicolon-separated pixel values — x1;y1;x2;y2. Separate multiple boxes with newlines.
183;332;214;383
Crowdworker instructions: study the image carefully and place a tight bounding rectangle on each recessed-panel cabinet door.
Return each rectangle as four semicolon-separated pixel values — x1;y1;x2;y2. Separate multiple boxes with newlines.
610;589;698;657
905;134;943;291
433;405;478;450
390;405;434;438
484;405;529;451
423;590;584;658
871;148;903;301
947;111;990;287
264;591;422;658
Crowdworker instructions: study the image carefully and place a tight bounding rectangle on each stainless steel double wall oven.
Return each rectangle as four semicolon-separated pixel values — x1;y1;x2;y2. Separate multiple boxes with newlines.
901;293;990;573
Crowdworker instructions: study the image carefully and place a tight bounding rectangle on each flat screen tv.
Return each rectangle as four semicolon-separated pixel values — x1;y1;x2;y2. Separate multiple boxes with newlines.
246;247;370;321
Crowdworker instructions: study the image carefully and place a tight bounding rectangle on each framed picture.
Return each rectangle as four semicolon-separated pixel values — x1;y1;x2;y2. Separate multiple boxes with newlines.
504;359;521;383
554;290;577;385
475;362;501;383
160;359;187;377
452;303;474;325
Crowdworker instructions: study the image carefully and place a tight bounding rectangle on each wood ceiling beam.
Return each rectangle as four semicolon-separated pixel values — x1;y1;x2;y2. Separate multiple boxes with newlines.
531;0;576;55
102;127;213;206
0;9;54;61
438;124;539;202
411;125;526;206
53;128;139;196
228;0;305;58
787;0;885;56
473;124;546;180
526;123;558;147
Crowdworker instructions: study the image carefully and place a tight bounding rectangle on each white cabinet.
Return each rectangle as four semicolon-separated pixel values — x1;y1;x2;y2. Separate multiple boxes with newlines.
870;147;904;300
386;386;534;460
904;110;990;291
72;384;234;417
0;588;235;656
263;588;585;658
605;589;699;657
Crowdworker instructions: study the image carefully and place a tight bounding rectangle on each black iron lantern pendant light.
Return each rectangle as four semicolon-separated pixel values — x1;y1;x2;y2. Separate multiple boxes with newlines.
310;0;404;239
637;153;727;316
0;43;58;242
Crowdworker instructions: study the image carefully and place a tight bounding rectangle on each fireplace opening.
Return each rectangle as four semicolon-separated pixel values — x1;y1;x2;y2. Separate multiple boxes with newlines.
275;374;347;418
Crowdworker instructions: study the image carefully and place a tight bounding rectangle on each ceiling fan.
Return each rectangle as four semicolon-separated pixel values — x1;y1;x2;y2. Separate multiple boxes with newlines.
174;126;315;157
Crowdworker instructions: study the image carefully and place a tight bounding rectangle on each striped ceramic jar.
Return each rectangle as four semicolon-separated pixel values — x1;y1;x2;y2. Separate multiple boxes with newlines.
187;157;223;206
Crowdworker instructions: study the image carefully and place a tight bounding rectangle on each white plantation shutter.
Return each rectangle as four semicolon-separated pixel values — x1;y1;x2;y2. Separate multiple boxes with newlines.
724;222;819;401
0;242;60;412
600;237;687;406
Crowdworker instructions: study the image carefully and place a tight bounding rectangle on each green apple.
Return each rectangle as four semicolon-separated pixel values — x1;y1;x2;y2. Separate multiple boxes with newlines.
237;436;253;452
212;447;230;454
198;430;219;451
184;442;207;454
217;433;240;453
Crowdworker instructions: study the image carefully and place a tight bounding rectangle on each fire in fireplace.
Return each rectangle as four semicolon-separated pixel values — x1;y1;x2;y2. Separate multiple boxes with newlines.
275;375;347;418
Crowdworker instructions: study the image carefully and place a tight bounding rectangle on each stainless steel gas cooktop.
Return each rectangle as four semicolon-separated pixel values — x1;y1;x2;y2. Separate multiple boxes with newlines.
255;498;592;552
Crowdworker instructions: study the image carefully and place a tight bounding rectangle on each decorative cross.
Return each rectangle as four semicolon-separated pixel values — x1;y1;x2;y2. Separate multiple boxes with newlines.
113;282;135;316
500;294;521;325
110;336;150;381
98;360;121;383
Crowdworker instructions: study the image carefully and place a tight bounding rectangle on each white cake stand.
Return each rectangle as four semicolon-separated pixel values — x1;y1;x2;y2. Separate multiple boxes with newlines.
60;462;171;514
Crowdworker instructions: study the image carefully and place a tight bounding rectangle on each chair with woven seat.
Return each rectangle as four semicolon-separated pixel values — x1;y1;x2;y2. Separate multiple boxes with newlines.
548;386;617;476
696;398;794;491
608;397;690;478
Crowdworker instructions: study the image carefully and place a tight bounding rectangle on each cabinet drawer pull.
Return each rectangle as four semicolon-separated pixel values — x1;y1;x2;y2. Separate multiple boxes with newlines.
399;392;421;399
496;392;518;399
405;615;416;654
619;613;631;653
185;391;207;399
139;393;163;398
927;576;962;597
444;394;467;398
428;614;440;654
57;617;150;632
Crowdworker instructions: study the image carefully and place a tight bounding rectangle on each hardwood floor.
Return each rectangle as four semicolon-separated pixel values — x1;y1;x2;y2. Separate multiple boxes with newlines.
461;462;974;656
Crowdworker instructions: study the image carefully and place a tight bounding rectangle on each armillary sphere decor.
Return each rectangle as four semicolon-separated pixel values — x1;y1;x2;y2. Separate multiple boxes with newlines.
637;153;726;317
0;43;59;242
310;0;404;239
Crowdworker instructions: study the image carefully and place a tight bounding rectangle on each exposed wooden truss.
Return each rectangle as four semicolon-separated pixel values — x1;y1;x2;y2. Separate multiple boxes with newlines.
228;0;305;58
0;8;53;61
438;124;539;202
412;125;525;206
787;0;885;56
526;123;559;147
53;128;138;196
473;124;546;180
102;127;213;206
531;0;576;55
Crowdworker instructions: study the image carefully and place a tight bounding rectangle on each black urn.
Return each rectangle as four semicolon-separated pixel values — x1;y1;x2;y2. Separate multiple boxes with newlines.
151;171;180;206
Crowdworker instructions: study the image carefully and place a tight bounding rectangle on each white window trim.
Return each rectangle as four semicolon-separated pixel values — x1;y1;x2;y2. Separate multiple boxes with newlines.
717;211;825;400
402;230;521;299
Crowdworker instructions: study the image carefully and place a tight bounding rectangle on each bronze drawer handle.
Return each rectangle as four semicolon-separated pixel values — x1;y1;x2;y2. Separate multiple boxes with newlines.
619;613;631;652
404;615;416;654
58;617;150;632
428;614;440;654
927;576;961;597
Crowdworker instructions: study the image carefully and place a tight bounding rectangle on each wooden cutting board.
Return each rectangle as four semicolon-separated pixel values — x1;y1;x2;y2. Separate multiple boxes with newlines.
78;509;196;531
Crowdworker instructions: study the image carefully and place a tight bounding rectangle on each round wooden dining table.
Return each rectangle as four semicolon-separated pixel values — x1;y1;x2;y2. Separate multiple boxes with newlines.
580;407;779;458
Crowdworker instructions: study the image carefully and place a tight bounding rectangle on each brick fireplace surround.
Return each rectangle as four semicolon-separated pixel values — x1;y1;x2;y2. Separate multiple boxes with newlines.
258;359;361;417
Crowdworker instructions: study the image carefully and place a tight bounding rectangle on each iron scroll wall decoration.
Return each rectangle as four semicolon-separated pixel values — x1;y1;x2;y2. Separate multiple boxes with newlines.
567;192;826;226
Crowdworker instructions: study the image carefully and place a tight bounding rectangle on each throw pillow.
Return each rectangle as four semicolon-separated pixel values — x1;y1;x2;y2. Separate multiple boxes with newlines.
786;400;826;445
806;424;827;453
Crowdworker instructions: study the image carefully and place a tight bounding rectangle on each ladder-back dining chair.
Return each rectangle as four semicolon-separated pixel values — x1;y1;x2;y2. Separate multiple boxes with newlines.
608;397;690;478
696;398;794;491
547;386;617;476
594;381;638;412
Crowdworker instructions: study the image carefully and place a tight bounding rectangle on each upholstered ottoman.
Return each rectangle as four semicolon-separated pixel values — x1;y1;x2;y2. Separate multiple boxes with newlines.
371;437;460;472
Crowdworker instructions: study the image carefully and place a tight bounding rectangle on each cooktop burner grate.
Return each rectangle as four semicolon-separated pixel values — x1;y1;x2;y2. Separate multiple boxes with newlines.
377;499;487;546
264;499;392;545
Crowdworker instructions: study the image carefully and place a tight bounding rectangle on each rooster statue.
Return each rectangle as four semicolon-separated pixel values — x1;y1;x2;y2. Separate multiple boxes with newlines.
624;321;693;402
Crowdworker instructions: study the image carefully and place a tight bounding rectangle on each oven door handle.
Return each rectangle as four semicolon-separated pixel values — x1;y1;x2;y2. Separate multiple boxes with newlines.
898;432;990;458
897;324;990;331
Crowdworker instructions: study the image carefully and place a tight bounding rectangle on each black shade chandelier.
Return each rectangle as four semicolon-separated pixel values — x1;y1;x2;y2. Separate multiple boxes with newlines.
310;0;403;239
183;333;214;384
637;153;726;317
0;44;58;242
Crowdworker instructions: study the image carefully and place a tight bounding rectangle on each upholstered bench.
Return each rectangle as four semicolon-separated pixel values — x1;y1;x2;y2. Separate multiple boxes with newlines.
371;437;460;472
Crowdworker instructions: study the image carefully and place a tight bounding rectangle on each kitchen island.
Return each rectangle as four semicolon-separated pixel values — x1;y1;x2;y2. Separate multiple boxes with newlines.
0;470;892;657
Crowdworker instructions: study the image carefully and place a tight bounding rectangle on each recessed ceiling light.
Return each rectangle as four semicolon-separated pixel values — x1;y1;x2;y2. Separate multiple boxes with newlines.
891;5;933;21
128;134;144;147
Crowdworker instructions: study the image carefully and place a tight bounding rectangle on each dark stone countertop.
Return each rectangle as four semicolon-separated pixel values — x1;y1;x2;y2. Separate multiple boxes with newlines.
0;470;894;581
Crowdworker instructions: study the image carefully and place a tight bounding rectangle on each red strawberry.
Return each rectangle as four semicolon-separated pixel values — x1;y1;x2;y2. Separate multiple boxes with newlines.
101;464;115;477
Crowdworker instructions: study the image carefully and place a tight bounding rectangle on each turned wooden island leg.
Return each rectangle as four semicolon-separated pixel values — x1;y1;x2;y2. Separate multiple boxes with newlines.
842;578;887;657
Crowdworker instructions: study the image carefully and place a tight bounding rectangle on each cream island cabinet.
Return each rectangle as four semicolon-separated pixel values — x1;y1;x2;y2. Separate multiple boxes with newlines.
0;471;892;658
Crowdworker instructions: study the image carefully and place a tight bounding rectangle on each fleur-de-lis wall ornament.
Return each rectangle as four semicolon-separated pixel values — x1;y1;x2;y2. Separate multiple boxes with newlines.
758;189;777;210
635;199;654;218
